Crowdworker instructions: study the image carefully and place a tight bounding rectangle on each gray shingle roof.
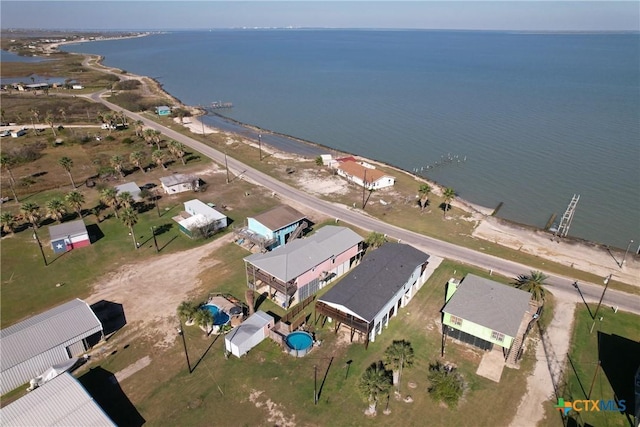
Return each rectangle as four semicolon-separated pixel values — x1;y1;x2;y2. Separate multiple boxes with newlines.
319;243;429;322
443;274;531;337
244;226;363;281
0;372;115;426
48;220;87;241
250;205;306;232
0;299;103;371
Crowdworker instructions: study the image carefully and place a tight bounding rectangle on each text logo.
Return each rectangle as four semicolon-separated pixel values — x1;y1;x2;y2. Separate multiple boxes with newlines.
554;398;626;415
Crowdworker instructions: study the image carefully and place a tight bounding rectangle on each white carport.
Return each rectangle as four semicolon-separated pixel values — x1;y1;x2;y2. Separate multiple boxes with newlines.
225;311;274;358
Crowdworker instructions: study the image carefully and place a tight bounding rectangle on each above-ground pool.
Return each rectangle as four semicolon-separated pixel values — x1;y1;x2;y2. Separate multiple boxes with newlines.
204;304;230;326
285;331;314;357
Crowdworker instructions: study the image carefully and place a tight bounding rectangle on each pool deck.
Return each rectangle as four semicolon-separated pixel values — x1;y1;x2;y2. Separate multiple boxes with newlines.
208;296;243;327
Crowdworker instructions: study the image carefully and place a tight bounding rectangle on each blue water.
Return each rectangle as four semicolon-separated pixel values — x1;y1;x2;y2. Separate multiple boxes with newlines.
286;331;313;351
204;304;230;326
62;30;640;248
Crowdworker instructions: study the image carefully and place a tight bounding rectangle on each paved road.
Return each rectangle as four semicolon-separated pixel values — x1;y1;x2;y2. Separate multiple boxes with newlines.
88;91;640;316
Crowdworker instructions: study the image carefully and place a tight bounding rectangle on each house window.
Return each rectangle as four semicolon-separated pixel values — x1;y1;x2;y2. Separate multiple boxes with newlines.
491;331;505;343
450;315;463;326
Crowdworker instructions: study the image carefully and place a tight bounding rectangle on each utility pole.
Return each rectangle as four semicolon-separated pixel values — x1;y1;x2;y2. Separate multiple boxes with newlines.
33;227;47;266
361;169;367;209
590;274;612;333
621;239;634;268
258;134;262;161
151;226;159;253
225;152;230;184
314;365;318;404
177;323;192;373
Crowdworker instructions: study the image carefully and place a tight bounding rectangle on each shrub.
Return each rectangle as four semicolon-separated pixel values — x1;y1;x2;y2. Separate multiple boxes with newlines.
426;362;465;408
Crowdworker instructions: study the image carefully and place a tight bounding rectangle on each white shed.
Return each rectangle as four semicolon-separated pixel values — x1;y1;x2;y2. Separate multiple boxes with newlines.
225;311;274;358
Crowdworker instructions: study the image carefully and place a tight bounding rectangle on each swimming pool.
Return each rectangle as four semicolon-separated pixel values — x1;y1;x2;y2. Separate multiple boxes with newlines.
204;304;230;326
285;331;314;357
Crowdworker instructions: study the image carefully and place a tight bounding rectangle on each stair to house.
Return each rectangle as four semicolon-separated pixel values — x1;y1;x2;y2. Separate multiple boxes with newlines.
506;301;540;368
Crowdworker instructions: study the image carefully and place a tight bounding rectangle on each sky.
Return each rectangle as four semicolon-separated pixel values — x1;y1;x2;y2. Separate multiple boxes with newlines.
1;1;638;31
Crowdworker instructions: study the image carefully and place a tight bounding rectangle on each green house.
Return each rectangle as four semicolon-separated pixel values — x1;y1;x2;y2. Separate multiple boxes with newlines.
442;274;532;357
156;105;171;116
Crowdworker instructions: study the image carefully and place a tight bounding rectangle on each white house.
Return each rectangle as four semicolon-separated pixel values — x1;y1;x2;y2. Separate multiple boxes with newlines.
177;199;227;238
225;311;274;358
159;173;198;194
335;160;395;190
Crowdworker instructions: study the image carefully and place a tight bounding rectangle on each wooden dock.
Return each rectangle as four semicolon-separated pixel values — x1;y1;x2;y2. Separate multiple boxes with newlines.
210;101;233;109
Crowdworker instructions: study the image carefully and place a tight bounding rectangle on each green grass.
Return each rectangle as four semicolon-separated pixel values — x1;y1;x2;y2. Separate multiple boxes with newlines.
72;258;537;426
546;305;640;427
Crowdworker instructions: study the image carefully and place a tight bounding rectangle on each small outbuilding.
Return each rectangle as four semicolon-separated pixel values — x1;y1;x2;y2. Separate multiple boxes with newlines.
156;105;171;116
225;311;274;358
160;173;199;194
176;199;228;238
48;219;90;254
115;181;142;201
0;372;116;426
0;299;104;395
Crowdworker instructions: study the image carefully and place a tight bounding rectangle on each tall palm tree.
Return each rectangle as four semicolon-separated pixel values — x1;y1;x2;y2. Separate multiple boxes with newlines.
134;120;144;138
0;153;20;202
44;112;57;137
168;140;187;165
65;191;85;218
142;128;156;146
100;187;120;219
177;301;198;325
20;202;41;229
110;155;126;179
58;157;77;188
442;187;456;218
46;197;67;223
383;340;415;392
358;361;392;416
152;149;168;170
152;130;162;150
515;270;548;303
117;191;134;210
130;150;146;174
0;211;16;235
120;207;139;249
418;183;431;212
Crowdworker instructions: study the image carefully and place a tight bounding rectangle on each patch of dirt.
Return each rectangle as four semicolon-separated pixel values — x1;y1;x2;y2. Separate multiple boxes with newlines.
86;233;236;349
294;169;349;196
248;389;296;427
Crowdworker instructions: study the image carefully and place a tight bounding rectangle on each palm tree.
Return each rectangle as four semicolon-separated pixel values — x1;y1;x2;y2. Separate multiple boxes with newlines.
442;187;456;218
121;207;139;249
117;191;134;210
383;340;415;392
515;270;548;303
20;202;41;229
177;301;198;325
46;197;67;223
152;130;162;150
0;153;20;202
358;361;392;416
152;149;168;170
65;191;85;218
168;140;187;165
130;150;146;174
418;183;431;212
44;112;57;137
134;120;144;138
194;307;214;336
100;187;120;219
142;128;156;146
58;157;77;188
245;289;255;315
110;155;126;179
0;211;16;235
365;231;386;250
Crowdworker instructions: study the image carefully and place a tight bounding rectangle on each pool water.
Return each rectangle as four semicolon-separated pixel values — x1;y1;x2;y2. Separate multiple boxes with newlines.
204;304;230;325
286;331;313;351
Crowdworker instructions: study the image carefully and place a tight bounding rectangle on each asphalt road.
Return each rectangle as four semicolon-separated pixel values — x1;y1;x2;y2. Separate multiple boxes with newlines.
90;91;640;316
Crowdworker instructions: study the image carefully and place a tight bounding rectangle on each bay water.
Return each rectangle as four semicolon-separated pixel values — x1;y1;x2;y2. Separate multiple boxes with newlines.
63;30;640;249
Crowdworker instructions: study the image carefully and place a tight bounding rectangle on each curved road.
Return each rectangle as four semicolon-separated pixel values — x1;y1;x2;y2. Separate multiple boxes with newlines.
88;90;640;316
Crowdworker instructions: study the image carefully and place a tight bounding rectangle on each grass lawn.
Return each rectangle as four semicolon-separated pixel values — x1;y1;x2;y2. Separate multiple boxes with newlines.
543;305;640;427
75;257;537;426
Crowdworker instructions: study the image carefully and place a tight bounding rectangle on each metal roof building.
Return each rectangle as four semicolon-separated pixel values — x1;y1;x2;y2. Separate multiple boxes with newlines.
0;299;103;395
0;372;115;426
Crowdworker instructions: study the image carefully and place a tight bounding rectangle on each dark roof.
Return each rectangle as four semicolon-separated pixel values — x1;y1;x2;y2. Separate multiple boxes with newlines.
319;243;429;322
250;205;306;232
48;220;88;241
443;274;531;337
